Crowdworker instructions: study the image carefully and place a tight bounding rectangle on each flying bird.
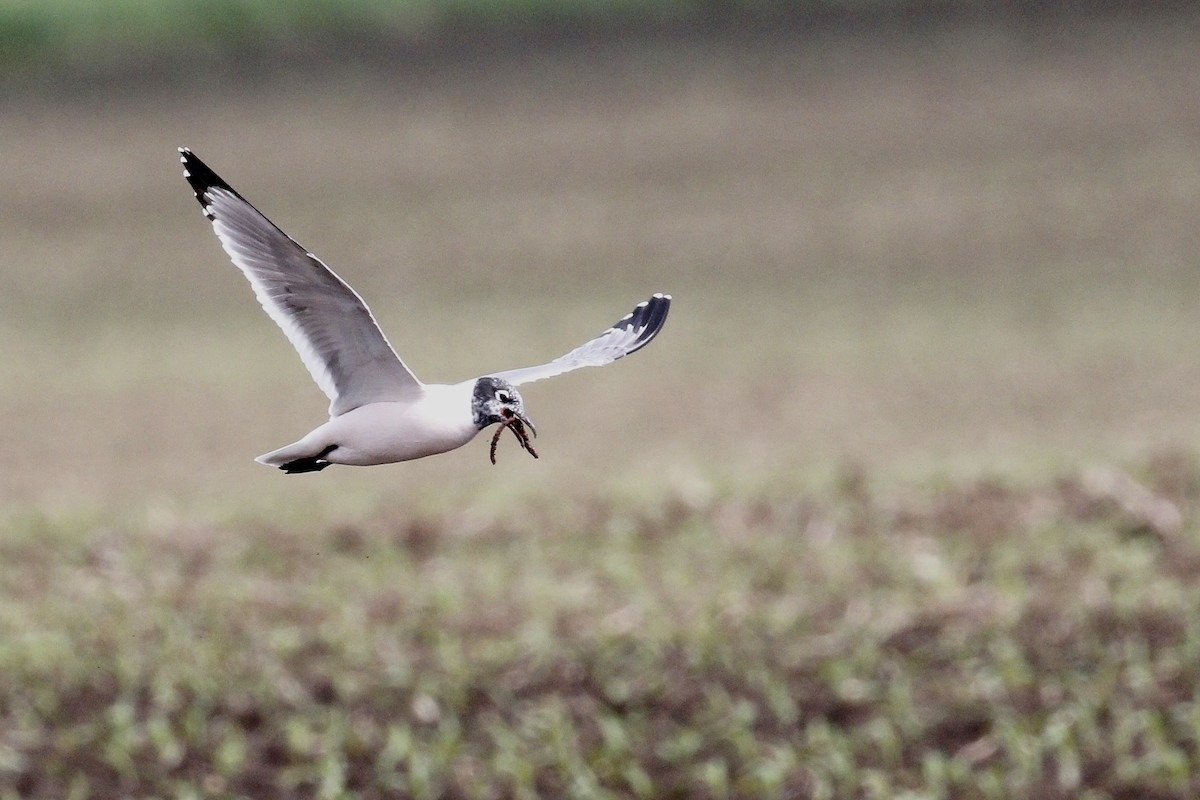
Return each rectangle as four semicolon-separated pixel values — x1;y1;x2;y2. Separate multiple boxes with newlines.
179;147;671;473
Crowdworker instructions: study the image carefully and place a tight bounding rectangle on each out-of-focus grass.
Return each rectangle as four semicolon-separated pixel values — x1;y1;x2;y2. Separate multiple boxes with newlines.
3;18;1200;509
0;0;897;88
3;457;1200;797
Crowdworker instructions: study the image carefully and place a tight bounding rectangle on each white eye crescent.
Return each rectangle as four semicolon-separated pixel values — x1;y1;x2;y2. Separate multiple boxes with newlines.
497;391;511;403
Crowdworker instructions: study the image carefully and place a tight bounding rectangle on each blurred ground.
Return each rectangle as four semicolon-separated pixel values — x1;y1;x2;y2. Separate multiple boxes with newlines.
3;16;1200;514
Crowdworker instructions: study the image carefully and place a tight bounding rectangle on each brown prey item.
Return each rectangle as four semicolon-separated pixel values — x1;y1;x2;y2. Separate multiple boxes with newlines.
490;418;538;465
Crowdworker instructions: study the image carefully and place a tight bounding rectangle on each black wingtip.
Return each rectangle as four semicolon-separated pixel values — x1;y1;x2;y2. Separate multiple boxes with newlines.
179;147;237;218
616;293;671;357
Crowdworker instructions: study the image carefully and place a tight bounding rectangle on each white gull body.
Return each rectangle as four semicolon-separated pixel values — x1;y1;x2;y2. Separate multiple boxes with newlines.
179;147;671;473
262;384;476;467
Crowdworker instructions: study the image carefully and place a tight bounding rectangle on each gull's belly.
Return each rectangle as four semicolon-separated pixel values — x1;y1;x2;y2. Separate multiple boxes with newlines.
317;392;477;465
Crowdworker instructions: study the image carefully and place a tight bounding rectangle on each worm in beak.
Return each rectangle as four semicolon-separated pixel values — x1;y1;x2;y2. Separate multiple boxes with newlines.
489;413;538;465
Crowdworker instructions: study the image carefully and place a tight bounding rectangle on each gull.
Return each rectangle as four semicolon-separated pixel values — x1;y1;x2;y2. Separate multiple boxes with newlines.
179;147;671;473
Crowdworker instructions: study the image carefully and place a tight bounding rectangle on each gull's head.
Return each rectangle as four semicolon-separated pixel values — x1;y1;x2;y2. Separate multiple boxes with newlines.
471;376;538;464
471;376;532;430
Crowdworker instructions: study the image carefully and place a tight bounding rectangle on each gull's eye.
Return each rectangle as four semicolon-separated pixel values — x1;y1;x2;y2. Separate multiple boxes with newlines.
497;391;511;404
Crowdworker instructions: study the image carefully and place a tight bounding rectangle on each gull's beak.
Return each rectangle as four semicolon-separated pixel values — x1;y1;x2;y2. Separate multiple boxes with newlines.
510;415;539;460
517;411;537;438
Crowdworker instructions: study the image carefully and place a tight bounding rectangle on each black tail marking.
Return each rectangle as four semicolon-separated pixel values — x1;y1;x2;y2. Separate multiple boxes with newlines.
279;444;337;474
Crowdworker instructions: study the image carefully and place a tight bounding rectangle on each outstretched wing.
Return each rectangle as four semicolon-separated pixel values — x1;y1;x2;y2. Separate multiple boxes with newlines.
180;147;422;417
489;293;671;387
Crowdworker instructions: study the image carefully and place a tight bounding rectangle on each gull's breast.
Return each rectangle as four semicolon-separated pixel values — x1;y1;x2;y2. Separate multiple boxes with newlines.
320;385;478;465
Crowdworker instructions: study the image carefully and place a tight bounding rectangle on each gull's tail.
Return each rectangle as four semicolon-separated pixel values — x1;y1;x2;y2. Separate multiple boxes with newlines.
256;441;337;474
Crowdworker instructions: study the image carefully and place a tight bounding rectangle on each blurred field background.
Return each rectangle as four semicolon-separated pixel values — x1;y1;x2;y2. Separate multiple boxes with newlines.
4;1;1200;797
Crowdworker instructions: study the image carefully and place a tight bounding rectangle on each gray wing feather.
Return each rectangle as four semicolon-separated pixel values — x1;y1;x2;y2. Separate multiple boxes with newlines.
180;148;422;417
490;294;671;387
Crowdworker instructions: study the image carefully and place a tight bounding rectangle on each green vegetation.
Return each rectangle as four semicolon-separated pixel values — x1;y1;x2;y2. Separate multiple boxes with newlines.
0;0;819;85
0;0;1165;88
4;11;1200;798
4;461;1200;797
